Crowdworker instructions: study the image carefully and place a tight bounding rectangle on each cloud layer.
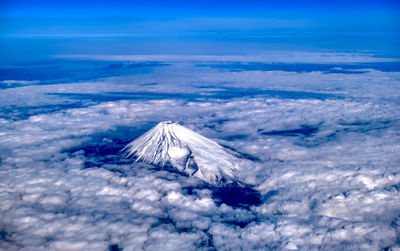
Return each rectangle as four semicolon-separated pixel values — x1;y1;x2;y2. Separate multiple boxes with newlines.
0;53;399;250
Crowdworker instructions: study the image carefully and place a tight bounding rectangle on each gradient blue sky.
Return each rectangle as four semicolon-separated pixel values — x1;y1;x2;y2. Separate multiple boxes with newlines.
0;0;399;60
2;0;400;17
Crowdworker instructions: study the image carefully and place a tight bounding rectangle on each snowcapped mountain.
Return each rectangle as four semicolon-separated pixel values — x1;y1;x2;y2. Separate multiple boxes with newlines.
123;121;244;184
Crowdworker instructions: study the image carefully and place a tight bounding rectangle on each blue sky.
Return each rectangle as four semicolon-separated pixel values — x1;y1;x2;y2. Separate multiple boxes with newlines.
2;0;399;29
2;0;400;17
0;0;399;60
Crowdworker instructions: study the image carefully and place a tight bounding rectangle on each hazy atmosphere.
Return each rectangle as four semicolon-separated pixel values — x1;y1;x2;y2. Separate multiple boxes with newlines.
1;1;400;250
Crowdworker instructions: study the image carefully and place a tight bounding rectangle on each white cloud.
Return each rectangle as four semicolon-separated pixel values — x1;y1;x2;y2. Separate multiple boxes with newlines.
0;53;399;250
55;52;400;63
0;80;39;85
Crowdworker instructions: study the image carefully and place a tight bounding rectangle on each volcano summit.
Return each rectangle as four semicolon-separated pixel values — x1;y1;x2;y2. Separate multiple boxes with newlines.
123;121;245;184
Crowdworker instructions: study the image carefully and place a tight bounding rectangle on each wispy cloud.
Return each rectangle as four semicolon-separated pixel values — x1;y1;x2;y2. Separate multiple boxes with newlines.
55;52;400;63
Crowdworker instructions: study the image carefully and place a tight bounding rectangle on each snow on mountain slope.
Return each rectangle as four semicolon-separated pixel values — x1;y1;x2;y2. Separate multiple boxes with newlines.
123;121;245;184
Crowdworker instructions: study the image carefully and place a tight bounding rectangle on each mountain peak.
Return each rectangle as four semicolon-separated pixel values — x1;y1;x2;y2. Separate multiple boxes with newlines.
123;121;243;184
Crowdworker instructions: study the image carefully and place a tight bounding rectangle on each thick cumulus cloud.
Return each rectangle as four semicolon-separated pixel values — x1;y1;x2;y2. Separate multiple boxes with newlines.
0;53;400;250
